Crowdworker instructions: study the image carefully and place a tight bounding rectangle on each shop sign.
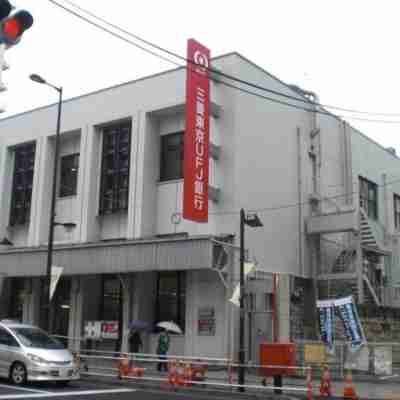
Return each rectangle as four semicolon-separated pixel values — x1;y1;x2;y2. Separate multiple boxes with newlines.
183;38;210;223
198;307;215;336
101;320;119;339
84;320;119;340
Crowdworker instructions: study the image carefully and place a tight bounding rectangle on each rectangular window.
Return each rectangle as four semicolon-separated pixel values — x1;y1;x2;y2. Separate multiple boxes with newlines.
101;275;122;321
59;153;79;197
10;142;36;226
395;194;400;230
359;176;378;220
99;121;131;215
155;271;186;332
160;132;184;181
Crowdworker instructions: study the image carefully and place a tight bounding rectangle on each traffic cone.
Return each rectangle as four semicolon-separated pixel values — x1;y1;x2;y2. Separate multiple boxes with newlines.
168;360;177;386
306;368;313;400
118;353;130;379
343;370;358;400
183;363;192;387
176;362;185;387
319;365;332;397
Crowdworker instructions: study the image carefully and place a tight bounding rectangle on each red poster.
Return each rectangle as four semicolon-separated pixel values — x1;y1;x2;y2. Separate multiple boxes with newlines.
183;39;210;223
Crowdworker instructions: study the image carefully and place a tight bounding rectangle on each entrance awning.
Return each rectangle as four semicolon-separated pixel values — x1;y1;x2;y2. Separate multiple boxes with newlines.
0;235;214;277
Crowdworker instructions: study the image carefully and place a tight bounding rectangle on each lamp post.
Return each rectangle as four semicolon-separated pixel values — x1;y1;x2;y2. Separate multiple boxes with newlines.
29;73;63;332
238;208;263;392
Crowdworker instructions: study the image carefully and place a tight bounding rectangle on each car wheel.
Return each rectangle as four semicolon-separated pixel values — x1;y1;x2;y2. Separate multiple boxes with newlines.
10;362;27;385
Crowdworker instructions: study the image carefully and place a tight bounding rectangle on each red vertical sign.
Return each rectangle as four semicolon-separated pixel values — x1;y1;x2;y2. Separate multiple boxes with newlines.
183;39;210;223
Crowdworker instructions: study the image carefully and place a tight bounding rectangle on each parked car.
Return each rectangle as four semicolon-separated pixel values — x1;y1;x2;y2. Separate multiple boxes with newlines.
0;320;80;385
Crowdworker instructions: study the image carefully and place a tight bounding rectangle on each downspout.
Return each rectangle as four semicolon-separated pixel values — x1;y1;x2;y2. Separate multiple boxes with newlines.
297;127;303;277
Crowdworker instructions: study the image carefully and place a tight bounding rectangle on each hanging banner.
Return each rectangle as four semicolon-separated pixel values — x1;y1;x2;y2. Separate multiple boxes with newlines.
316;299;335;354
183;38;210;223
335;296;365;352
49;266;63;300
229;263;256;307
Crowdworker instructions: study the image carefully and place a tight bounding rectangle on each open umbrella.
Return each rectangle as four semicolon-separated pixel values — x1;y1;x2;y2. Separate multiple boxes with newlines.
156;321;182;334
129;320;149;330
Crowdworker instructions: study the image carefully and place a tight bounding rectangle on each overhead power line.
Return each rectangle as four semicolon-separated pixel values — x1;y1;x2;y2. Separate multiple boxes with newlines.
53;0;400;121
44;0;400;218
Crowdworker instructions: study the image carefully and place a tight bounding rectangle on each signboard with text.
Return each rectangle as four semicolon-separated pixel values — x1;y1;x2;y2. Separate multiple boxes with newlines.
183;38;210;223
198;307;215;336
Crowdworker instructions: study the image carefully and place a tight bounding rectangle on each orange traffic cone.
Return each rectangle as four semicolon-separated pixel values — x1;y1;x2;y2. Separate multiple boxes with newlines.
168;360;177;386
306;368;313;400
176;362;185;387
319;365;332;397
183;363;192;387
343;370;358;400
118;353;130;379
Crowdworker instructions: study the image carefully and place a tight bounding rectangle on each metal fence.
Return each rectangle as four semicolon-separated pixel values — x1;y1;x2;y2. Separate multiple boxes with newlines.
295;340;400;380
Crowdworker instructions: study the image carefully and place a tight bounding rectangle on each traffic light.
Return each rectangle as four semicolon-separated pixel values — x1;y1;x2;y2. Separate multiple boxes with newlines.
0;9;33;46
0;1;33;95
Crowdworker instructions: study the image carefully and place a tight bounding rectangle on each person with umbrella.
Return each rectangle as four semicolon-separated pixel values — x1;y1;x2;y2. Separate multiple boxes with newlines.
156;328;170;372
128;320;148;355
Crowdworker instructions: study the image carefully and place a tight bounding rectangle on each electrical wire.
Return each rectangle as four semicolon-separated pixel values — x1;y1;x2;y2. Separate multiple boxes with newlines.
45;1;400;216
49;1;400;125
208;176;400;218
52;0;400;120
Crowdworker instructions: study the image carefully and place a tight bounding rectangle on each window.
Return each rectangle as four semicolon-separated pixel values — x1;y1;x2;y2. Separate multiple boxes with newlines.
0;327;19;347
359;177;378;220
9;142;36;226
155;272;186;332
395;194;400;230
99;121;131;214
59;154;79;197
160;132;184;181
101;275;122;321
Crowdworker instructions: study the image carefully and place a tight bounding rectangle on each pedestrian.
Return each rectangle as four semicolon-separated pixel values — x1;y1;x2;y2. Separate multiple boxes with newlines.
129;328;143;354
156;329;170;372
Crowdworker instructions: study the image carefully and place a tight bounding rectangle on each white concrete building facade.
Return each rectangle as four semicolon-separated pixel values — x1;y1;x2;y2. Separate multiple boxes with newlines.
1;52;400;358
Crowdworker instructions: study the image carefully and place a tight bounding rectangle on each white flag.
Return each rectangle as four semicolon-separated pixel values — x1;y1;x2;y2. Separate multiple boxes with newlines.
49;266;63;300
229;262;256;307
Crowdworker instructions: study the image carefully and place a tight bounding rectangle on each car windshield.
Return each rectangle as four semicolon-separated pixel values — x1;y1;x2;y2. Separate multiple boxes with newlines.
12;327;64;350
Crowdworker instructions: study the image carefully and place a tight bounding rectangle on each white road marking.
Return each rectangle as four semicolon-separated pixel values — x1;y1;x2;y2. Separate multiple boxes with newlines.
0;388;136;399
0;383;49;393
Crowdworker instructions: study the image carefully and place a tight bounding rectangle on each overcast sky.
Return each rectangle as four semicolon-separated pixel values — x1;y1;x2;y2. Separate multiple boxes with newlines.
2;0;400;153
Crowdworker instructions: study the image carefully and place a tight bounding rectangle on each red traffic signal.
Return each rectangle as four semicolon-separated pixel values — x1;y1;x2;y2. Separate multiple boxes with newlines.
1;10;33;46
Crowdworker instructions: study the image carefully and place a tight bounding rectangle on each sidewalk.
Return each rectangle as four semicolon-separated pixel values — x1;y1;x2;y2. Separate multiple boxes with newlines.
81;358;400;399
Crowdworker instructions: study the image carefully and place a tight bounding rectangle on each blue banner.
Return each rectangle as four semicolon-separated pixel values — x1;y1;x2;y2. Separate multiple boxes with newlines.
335;296;364;351
317;300;335;354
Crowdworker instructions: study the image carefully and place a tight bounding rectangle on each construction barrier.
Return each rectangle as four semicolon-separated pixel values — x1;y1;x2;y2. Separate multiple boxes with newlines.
76;349;309;394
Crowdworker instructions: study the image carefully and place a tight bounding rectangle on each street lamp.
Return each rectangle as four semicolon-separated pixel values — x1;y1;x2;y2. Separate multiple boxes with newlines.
30;73;64;332
238;208;263;392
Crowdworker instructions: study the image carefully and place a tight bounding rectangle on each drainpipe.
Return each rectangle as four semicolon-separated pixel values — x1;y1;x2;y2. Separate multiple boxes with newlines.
297;128;303;277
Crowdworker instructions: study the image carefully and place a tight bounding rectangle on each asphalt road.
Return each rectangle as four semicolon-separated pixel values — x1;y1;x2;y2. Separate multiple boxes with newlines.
0;379;253;400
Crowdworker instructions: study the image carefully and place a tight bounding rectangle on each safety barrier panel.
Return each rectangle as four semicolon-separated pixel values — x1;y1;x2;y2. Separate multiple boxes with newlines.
76;349;310;394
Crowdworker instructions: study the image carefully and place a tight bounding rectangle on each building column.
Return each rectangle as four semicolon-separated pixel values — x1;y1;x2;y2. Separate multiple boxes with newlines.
120;274;134;353
31;137;52;246
277;274;290;341
23;278;41;325
126;113;140;239
80;125;101;242
68;277;83;352
0;144;14;240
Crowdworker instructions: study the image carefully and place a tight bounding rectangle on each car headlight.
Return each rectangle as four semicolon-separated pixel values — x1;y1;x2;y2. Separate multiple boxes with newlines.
27;353;50;365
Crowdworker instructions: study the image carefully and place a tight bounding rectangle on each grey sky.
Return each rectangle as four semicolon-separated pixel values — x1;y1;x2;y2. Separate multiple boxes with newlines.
2;0;400;153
